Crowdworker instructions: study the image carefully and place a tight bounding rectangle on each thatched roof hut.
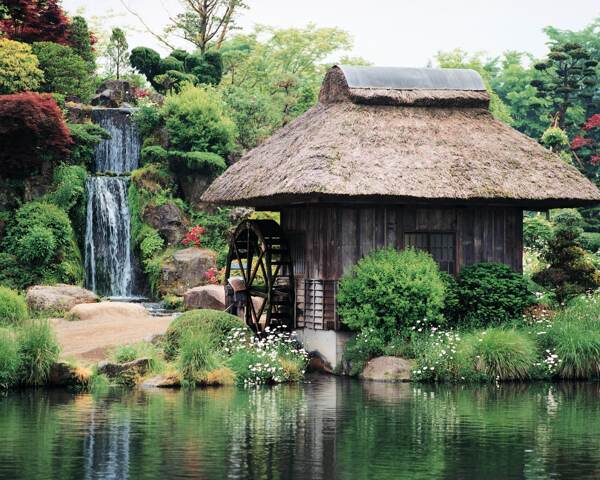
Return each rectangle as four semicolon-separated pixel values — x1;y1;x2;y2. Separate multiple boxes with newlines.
203;65;600;208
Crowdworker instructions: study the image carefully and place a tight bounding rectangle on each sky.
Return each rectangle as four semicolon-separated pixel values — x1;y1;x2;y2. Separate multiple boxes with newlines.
62;0;600;66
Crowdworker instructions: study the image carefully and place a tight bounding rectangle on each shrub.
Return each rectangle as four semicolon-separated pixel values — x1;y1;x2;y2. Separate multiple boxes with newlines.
0;287;28;326
462;329;536;380
523;215;554;252
17;320;60;385
338;248;446;340
0;92;72;178
67;123;110;169
190;207;238;268
0;38;44;94
15;226;56;264
0;328;20;389
533;211;600;302
32;41;95;101
141;145;169;165
162;295;184;311
341;328;386;376
163;309;245;359
581;232;600;253
130;47;162;88
168;150;226;176
455;263;534;328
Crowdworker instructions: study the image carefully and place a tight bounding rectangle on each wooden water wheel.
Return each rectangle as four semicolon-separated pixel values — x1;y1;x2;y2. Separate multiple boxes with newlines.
224;219;295;334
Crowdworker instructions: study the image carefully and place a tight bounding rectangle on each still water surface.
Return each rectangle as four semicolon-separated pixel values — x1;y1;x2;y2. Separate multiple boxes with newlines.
1;375;599;480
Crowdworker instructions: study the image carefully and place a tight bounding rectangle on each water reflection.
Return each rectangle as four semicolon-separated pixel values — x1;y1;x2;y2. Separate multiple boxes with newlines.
1;378;600;480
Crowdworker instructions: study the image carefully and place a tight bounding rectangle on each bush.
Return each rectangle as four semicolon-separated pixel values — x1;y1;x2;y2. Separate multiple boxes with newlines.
455;263;534;328
523;215;554;252
0;287;28;326
17;320;60;386
338;248;446;340
67;123;110;169
581;232;600;253
163;309;245;359
16;226;56;264
0;92;72;178
141;145;169;165
0;38;44;94
341;328;386;376
31;41;95;101
168;150;226;176
0;328;20;389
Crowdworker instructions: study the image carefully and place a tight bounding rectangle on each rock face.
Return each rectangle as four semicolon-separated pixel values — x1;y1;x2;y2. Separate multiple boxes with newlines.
67;301;149;322
27;284;99;313
48;361;90;386
97;357;151;379
361;356;414;382
142;203;188;246
91;80;135;107
158;248;217;296
141;374;180;389
183;285;225;311
179;173;212;209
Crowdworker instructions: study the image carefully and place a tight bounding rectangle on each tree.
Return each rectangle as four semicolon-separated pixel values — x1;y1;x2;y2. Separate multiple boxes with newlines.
106;27;129;79
0;0;70;45
0;92;72;178
0;38;44;94
130;46;162;88
32;41;95;101
67;16;96;73
531;42;598;130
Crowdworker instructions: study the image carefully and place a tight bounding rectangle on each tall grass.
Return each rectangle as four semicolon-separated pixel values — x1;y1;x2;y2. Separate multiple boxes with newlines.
109;341;165;374
178;332;222;386
0;327;20;389
0;287;28;326
17;320;60;386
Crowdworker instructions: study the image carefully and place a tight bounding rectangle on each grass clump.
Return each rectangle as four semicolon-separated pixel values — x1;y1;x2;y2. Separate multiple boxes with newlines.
0;327;20;389
0;287;28;326
17;320;60;386
164;309;245;359
109;341;165;374
178;332;223;386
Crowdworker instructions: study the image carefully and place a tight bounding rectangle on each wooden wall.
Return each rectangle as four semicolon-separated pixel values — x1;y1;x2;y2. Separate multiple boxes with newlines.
281;205;523;280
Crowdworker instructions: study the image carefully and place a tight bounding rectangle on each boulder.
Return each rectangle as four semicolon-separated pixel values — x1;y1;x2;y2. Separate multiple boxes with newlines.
142;203;188;246
360;356;414;382
179;173;212;209
183;285;225;311
91;80;135;107
66;301;148;322
48;361;91;387
140;374;180;389
27;284;99;313
158;248;217;296
97;357;151;379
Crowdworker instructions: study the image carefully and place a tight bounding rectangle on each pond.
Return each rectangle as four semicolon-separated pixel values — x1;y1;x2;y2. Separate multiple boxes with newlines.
1;376;600;480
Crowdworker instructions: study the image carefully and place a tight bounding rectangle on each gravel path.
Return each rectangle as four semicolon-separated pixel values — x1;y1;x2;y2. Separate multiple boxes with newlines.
51;315;175;363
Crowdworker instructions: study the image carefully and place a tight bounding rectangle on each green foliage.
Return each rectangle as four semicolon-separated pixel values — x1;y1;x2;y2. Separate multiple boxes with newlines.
163;84;236;157
162;295;184;311
455;263;534;328
67;123;110;169
133;104;163;139
130;47;162;87
168;150;226;175
0;202;83;289
109;341;164;373
17;320;60;386
190;207;237;268
0;327;20;389
523;215;554;252
534;211;600;302
541;127;570;151
141;145;168;165
32;41;95;102
0;38;44;94
106;27;129;80
341;328;386;376
178;332;222;386
139;228;164;261
581;232;600;253
164;309;245;359
338;248;446;340
67;16;95;71
0;287;28;326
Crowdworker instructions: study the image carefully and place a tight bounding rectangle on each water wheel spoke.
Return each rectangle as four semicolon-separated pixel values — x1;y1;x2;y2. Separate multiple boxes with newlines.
232;243;247;284
248;249;266;287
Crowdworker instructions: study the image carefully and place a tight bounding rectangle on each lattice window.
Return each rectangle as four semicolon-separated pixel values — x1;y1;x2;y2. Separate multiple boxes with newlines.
404;232;456;274
296;279;338;330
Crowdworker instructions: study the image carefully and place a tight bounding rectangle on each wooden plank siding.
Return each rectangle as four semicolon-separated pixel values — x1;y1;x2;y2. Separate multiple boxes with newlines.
281;205;523;330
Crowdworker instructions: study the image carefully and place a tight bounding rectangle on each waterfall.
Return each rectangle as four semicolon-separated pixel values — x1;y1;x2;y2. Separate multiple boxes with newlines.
84;108;140;298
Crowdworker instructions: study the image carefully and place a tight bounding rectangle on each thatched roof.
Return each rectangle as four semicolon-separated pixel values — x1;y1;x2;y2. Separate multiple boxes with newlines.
203;65;600;208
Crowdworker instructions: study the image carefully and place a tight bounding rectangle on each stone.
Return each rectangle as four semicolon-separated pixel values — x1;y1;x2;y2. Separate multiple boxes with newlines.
91;80;136;107
158;248;217;296
178;173;212;209
142;203;189;246
360;356;414;382
97;357;152;379
27;284;99;313
307;352;334;374
183;285;225;311
66;301;148;322
48;361;90;387
140;374;181;389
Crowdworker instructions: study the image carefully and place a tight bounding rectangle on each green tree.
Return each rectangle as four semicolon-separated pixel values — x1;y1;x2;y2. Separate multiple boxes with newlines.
67;16;96;73
0;38;44;94
31;41;95;101
106;27;129;79
531;42;598;130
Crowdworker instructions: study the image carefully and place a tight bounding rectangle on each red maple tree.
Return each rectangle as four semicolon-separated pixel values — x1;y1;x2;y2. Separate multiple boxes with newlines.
1;0;71;45
0;92;73;178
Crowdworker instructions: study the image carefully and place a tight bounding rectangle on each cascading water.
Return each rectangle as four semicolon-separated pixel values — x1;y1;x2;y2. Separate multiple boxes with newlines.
84;108;141;298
